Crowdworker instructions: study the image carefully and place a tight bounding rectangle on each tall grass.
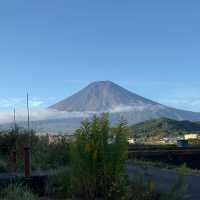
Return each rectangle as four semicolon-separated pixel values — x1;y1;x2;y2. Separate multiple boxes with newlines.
1;184;38;200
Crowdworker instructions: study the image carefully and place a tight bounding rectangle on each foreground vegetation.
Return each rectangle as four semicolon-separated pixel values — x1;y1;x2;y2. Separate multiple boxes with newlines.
0;184;38;200
0;128;70;172
0;115;189;200
49;114;129;199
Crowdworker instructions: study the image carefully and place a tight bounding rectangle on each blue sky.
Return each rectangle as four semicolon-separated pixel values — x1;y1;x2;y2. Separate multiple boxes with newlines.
0;0;200;113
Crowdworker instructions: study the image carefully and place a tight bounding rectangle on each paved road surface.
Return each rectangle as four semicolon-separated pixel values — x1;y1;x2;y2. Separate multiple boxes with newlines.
127;164;200;200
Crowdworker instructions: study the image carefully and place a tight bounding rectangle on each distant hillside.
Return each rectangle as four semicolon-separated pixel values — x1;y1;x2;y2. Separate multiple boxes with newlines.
130;118;200;138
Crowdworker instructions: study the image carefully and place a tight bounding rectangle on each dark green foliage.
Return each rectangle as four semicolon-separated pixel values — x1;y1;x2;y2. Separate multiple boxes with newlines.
70;114;128;200
130;118;200;138
0;127;70;171
48;167;72;198
31;135;70;170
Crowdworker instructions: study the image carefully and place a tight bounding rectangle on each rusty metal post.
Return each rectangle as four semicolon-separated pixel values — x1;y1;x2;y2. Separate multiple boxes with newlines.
11;150;17;173
24;147;31;177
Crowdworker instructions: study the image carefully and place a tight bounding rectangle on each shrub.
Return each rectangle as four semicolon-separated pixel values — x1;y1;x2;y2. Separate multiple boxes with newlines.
1;184;38;200
48;167;72;198
31;135;70;170
70;114;128;200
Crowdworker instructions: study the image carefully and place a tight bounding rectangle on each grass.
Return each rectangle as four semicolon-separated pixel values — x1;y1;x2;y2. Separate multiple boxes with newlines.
48;167;71;199
0;159;8;173
0;184;38;200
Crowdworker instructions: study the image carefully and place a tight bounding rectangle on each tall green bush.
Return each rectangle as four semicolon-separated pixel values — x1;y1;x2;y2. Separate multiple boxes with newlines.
70;114;128;200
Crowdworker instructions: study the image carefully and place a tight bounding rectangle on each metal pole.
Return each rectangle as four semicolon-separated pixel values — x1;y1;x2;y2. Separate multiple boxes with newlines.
13;108;16;131
27;93;30;132
11;150;17;173
24;147;30;177
25;93;31;176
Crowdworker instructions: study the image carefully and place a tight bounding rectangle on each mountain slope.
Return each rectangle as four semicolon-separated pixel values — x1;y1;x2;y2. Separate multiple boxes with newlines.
49;81;159;112
130;118;200;137
49;81;200;124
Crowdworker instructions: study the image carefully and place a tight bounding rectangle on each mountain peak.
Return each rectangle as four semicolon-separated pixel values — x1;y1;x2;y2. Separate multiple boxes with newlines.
88;80;118;88
49;81;158;112
90;80;113;84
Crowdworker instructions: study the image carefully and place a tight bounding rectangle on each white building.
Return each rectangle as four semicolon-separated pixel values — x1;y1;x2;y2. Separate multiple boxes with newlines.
184;133;199;140
128;137;136;144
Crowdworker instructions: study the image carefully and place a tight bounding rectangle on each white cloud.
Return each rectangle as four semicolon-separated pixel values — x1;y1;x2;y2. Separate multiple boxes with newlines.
0;109;92;124
0;104;164;124
109;104;164;113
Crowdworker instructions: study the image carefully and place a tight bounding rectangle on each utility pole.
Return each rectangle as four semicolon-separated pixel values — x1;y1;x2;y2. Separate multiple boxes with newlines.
13;108;16;130
12;108;17;173
26;92;32;148
27;93;30;132
24;92;31;177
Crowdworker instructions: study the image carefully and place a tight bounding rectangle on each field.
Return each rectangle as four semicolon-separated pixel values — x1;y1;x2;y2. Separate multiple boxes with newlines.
128;144;200;169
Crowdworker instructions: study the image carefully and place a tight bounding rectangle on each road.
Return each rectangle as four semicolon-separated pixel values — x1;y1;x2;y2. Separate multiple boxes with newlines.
127;164;200;200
